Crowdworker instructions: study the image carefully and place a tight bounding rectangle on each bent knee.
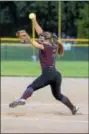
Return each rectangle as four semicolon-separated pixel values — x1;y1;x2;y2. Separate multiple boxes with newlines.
27;85;34;93
54;94;64;101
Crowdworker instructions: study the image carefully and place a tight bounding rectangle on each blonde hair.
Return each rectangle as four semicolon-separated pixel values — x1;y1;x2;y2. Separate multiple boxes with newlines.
52;37;64;56
56;40;64;56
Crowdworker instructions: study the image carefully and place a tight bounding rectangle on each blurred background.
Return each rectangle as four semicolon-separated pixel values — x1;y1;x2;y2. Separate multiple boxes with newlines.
0;1;89;77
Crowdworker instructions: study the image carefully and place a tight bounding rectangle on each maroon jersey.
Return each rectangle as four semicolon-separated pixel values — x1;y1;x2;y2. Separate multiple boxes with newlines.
38;41;58;70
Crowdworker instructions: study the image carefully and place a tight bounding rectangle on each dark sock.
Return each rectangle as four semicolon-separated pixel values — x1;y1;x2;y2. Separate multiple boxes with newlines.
20;87;33;100
60;94;74;111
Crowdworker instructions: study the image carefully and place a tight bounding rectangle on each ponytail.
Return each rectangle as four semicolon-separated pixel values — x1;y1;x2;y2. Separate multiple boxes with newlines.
56;40;64;56
52;37;64;56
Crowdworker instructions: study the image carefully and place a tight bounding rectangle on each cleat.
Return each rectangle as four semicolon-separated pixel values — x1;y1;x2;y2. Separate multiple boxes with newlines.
9;99;26;108
72;106;79;115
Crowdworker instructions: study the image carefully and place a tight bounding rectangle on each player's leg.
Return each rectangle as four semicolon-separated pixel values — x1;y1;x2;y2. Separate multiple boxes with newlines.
9;70;50;108
50;71;79;115
20;73;50;100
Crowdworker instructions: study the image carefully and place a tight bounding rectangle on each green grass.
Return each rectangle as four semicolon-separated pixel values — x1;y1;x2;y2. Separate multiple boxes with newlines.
1;61;88;78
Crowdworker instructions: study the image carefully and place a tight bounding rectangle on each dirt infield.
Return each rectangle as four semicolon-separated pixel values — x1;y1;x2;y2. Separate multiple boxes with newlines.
1;77;88;133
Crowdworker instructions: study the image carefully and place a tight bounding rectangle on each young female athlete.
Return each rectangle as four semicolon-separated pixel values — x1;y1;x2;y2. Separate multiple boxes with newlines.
9;15;78;115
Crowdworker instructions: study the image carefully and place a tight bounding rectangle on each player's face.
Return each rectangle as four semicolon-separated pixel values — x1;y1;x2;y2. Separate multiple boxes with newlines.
39;35;45;42
38;32;52;42
44;32;52;39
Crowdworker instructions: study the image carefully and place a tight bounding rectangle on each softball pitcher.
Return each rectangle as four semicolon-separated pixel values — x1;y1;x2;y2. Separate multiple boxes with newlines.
9;14;79;115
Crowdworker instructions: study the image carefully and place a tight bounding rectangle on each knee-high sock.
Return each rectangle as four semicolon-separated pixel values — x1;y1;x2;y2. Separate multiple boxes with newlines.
59;94;74;110
20;87;33;100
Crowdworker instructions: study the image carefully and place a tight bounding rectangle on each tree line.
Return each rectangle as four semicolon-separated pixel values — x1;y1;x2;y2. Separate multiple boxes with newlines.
0;1;89;38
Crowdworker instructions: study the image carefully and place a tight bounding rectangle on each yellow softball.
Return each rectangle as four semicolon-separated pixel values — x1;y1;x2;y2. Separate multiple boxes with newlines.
29;13;36;19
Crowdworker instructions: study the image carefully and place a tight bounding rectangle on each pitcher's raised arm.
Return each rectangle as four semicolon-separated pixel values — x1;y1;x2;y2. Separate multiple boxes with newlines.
32;15;43;35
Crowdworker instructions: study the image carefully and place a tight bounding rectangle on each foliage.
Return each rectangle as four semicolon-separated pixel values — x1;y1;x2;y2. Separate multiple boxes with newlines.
0;1;89;38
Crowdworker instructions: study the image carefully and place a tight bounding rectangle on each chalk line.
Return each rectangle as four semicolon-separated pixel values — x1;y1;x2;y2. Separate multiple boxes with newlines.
1;116;88;124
